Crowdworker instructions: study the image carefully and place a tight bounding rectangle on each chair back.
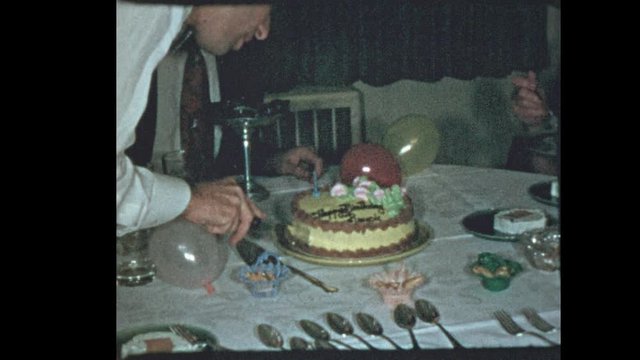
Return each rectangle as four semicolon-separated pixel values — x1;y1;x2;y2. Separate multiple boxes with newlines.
262;86;364;164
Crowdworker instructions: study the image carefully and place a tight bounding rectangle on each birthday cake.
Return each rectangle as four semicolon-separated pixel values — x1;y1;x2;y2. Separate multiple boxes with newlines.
286;176;416;258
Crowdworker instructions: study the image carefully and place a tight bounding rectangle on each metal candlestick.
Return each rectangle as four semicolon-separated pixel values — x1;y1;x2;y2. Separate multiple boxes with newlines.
210;101;288;202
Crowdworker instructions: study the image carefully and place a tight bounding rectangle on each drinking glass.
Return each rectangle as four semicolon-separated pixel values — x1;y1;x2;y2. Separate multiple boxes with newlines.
116;229;156;286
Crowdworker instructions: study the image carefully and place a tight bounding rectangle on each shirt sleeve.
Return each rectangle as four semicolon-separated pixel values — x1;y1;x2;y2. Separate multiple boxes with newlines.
116;1;192;236
116;152;191;236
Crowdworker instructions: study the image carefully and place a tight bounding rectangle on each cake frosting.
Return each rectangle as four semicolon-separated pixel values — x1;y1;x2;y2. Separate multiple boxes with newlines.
493;208;547;235
286;176;416;257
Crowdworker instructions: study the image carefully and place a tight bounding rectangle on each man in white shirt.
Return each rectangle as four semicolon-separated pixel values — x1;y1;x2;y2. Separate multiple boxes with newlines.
117;0;323;245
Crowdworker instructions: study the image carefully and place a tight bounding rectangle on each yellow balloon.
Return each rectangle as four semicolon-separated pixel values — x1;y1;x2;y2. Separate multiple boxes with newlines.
382;114;441;176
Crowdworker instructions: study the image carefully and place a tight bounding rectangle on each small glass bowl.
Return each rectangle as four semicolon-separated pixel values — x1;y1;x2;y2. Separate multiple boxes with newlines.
518;226;560;272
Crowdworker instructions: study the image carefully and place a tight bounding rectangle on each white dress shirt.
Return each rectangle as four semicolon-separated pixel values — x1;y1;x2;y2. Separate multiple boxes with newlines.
116;0;193;236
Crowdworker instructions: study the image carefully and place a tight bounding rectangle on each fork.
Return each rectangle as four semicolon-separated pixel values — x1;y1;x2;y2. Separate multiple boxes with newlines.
522;308;557;333
169;324;228;351
493;310;559;346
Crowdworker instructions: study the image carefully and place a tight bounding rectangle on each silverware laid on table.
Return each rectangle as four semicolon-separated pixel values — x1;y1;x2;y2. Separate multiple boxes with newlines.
325;312;379;350
522;308;557;333
393;304;421;350
314;339;337;350
299;319;357;350
355;312;404;350
493;310;559;346
236;239;339;293
289;336;315;350
414;299;465;349
257;324;286;350
169;324;228;351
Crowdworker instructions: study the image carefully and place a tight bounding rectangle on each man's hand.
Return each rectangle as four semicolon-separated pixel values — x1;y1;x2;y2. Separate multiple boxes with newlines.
275;146;324;182
182;177;266;245
512;71;550;131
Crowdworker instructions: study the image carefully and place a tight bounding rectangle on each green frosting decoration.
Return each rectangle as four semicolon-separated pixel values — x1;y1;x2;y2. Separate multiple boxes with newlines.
369;184;405;217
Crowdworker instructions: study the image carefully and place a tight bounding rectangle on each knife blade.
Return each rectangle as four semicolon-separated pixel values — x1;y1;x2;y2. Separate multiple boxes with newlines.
235;239;338;293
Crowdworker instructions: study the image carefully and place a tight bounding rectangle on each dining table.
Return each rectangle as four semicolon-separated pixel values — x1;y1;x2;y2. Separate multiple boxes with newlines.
116;164;561;359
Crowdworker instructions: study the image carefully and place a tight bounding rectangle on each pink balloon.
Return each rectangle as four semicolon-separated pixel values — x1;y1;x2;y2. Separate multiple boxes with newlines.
340;143;402;187
149;218;229;293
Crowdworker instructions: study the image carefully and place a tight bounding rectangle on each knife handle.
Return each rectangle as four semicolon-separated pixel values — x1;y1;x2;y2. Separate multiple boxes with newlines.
286;264;339;293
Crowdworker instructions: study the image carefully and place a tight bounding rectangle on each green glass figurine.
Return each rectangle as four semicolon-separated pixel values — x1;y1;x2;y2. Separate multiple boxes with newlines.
471;252;523;291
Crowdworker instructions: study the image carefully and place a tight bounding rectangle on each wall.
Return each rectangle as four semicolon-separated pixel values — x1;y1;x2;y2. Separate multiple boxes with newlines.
353;5;560;169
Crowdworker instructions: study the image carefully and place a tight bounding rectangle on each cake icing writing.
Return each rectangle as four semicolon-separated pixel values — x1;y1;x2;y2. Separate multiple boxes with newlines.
310;202;384;223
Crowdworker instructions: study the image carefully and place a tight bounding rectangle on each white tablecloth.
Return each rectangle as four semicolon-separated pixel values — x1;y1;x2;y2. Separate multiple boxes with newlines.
116;164;560;351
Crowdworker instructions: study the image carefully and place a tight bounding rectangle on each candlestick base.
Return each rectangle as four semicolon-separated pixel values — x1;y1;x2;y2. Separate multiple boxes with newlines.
236;176;270;202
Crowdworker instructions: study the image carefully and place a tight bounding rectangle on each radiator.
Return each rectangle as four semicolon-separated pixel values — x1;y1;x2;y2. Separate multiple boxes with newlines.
261;86;363;164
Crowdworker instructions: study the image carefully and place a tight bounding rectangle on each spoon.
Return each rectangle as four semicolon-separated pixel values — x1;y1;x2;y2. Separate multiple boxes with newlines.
299;319;357;350
289;336;314;350
257;324;285;350
314;339;337;350
326;312;379;350
393;304;421;350
415;299;465;349
355;312;403;350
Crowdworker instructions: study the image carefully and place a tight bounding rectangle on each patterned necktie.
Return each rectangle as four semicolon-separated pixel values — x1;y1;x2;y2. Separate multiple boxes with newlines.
180;47;214;182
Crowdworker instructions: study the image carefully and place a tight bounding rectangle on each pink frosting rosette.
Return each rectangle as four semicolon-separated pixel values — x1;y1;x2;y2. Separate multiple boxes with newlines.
330;183;348;197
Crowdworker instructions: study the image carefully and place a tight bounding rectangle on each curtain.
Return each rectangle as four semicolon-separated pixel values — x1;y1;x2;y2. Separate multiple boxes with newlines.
217;0;549;101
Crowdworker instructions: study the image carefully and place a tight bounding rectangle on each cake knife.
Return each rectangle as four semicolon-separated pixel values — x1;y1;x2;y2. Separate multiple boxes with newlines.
236;240;339;293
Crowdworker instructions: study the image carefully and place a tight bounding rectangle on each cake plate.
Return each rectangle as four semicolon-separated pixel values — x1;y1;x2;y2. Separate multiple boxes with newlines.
274;221;434;267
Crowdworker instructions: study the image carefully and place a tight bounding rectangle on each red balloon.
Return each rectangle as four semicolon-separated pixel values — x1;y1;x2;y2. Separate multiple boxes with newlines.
340;143;402;187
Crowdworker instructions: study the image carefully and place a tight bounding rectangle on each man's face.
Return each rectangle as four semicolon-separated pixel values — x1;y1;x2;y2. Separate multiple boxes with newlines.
187;5;272;56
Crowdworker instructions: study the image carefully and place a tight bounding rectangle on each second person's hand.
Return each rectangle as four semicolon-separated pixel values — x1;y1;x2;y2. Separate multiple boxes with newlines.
276;146;324;182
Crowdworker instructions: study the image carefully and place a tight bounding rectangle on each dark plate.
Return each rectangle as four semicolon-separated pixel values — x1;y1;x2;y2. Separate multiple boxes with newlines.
529;181;559;207
461;208;557;242
116;324;216;359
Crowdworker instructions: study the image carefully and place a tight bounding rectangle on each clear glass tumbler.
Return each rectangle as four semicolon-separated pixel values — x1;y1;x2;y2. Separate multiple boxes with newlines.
116;229;157;286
